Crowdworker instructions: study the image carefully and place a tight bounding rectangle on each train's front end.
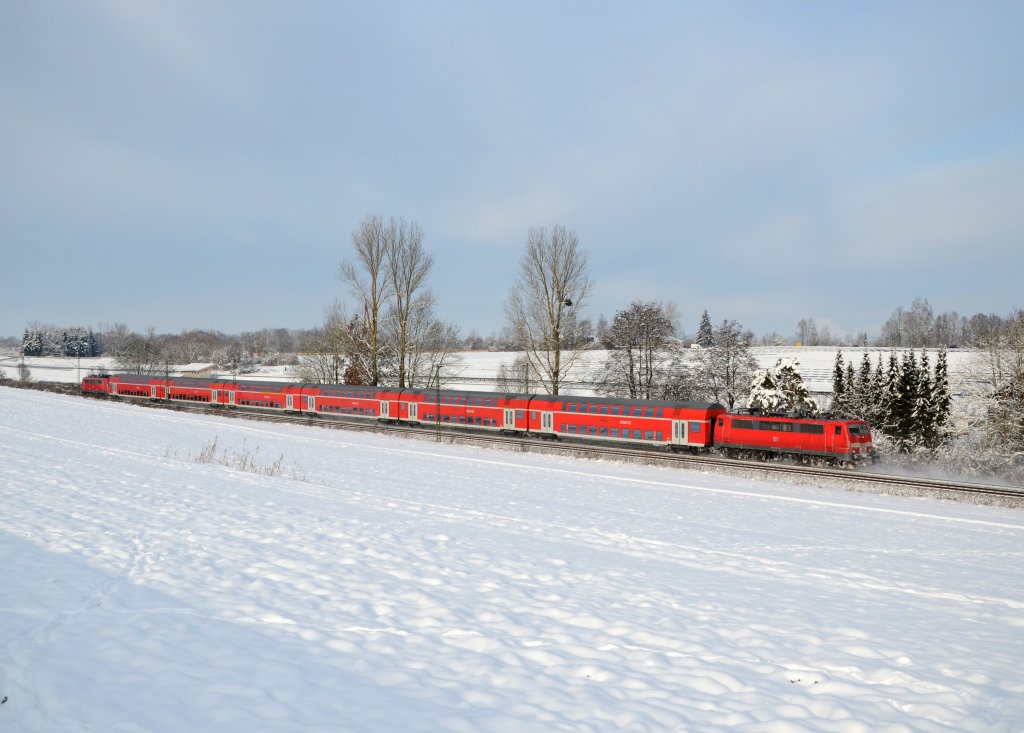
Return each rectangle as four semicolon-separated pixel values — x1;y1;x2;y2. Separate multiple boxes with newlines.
845;421;878;462
81;375;111;396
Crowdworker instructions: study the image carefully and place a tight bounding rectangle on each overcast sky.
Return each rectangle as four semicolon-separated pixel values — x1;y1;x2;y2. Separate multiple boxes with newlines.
3;1;1022;341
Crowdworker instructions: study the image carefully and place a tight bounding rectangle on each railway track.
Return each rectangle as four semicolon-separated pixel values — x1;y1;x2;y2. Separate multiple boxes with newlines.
5;379;1018;506
115;394;1022;508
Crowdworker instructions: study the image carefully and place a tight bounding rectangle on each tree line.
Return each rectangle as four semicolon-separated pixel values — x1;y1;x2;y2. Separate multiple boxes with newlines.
832;349;951;453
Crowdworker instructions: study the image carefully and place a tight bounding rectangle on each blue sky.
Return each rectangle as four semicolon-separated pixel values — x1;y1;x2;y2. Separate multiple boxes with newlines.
3;1;1022;341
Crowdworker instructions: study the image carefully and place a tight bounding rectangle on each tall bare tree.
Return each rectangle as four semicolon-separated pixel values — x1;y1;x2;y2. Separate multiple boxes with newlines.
339;215;391;386
383;219;433;388
505;225;592;396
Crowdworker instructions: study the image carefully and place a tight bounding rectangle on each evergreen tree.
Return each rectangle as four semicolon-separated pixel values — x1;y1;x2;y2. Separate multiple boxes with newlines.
915;349;936;448
21;329;43;357
933;347;951;435
893;350;920;451
747;358;817;415
696;310;714;347
869;354;885;425
831;349;846;412
882;352;901;437
858;352;873;400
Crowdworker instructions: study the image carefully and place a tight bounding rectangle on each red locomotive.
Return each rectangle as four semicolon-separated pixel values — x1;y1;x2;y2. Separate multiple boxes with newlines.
82;374;876;465
716;413;875;464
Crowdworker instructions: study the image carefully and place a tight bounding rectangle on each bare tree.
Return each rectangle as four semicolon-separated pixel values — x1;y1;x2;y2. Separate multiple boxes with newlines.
99;322;132;357
383;219;433;388
796;318;819;346
115;328;167;375
597;301;679;400
495;353;540;393
505;225;593;396
693;320;758;410
339;215;391;386
396;301;464;388
295;302;354;384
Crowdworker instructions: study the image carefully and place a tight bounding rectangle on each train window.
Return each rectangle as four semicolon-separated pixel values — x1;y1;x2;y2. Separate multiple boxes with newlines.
656;409;664;418
567;425;577;434
633;429;642;440
645;408;654;417
848;424;867;435
599;427;608;437
610;406;620;415
531;411;538;420
835;426;843;435
588;405;598;414
718;418;724;427
516;410;525;419
610;428;619;438
656;431;663;441
588;426;598;436
644;431;654;441
599;405;609;415
568;404;577;412
689;421;702;434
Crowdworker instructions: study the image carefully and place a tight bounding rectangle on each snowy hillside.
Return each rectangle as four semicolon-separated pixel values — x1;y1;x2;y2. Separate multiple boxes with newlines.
2;388;1023;732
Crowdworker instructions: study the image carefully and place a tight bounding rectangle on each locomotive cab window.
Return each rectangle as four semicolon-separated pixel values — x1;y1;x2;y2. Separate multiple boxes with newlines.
835;426;843;435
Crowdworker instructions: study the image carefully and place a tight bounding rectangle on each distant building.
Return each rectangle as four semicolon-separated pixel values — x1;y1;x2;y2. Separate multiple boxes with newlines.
178;363;215;378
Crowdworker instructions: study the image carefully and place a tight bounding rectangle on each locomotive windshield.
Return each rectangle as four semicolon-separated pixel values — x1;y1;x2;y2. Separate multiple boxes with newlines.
847;424;870;435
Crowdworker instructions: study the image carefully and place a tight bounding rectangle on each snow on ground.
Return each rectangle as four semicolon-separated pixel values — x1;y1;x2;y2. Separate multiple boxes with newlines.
2;388;1023;733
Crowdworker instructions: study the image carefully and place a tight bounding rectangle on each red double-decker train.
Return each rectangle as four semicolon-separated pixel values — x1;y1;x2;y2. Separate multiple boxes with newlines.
81;374;876;466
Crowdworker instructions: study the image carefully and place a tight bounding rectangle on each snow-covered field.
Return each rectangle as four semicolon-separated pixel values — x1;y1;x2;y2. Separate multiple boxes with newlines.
2;387;1022;732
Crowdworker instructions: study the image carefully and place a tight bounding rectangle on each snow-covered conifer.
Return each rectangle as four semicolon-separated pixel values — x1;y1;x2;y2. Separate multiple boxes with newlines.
915;350;936;448
933;347;951;434
696;310;713;348
746;358;816;415
831;350;846;412
894;351;920;451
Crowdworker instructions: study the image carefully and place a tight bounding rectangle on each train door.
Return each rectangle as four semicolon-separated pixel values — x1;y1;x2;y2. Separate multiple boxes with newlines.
408;402;418;421
211;389;218;404
381;400;391;419
673;420;687;446
503;409;515;430
286;395;294;411
540;412;554;434
150;385;157;399
228;391;235;406
306;395;316;412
